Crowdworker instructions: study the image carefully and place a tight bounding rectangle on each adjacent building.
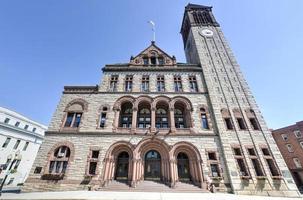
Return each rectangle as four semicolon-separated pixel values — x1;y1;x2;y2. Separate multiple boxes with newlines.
23;4;300;197
0;107;46;190
272;121;303;191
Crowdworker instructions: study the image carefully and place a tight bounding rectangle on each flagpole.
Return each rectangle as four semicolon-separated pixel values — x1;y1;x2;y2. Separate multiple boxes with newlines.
148;21;156;42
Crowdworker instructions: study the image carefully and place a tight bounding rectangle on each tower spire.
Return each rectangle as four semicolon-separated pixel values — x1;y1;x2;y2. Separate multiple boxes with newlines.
148;20;156;42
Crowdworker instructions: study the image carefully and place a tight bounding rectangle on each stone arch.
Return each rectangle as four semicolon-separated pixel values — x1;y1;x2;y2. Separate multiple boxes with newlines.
170;96;193;111
113;96;135;111
102;141;134;186
134;95;153;109
152;96;171;109
171;96;193;129
170;142;204;187
153;96;171;129
64;98;88;112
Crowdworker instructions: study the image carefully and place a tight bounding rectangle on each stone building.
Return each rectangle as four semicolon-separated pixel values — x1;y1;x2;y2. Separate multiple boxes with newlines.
23;4;299;197
272;121;303;192
0;107;46;191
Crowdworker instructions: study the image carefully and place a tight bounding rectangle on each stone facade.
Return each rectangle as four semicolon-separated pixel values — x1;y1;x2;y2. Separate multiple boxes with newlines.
272;121;303;191
23;4;300;197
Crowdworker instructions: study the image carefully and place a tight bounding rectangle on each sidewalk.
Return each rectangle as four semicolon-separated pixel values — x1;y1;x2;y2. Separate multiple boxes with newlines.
1;191;302;200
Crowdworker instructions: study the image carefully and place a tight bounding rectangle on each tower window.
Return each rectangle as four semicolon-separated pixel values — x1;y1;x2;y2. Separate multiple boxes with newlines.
224;118;233;130
141;75;149;92
158;57;164;65
189;75;198;92
200;108;209;129
208;152;217;160
125;75;133;92
15;121;20;127
247;147;264;177
110;75;118;92
236;118;247;130
48;146;70;175
99;113;107;128
150;57;156;65
119;102;132;128
13;140;20;149
174;76;183;92
23;141;29;151
157;75;165;92
64;113;82;128
249;118;259;130
232;146;249;177
2;137;11;148
143;57;149;65
4;118;10;124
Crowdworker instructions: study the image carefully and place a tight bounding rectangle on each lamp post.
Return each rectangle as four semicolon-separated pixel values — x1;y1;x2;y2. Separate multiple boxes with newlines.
0;152;20;196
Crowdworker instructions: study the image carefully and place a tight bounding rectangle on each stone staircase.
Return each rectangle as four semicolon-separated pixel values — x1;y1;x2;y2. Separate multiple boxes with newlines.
100;180;209;193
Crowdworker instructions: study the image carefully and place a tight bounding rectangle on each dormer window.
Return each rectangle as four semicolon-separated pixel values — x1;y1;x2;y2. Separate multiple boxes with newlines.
150;56;157;65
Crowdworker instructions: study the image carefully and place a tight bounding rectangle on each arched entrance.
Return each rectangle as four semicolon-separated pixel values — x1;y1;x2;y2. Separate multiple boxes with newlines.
115;151;129;180
144;150;161;181
177;152;191;182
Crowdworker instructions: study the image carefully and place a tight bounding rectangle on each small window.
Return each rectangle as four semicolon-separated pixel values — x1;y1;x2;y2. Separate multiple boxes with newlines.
294;130;302;138
2;137;11;148
261;148;270;156
64;113;82;128
249;118;259;130
100;113;107;128
286;144;294;152
13;160;21;170
281;134;288;141
224;118;233;130
233;148;242;156
174;75;182;92
13;140;21;149
125;75;133;92
7;178;14;185
23;141;29;151
89;162;97;175
247;148;256;156
200;108;209;129
150;57;156;65
143;57;149;65
4;118;10;124
208;152;217;160
92;150;99;159
158;57;164;65
236;159;249;176
141;75;149;92
109;75;119;92
300;142;303;149
251;158;264;176
293;158;302;168
34;167;42;174
265;158;280;176
210;164;220;177
32;128;36;132
157;75;165;92
237;118;246;130
189;75;198;92
15;121;20;127
24;125;29;130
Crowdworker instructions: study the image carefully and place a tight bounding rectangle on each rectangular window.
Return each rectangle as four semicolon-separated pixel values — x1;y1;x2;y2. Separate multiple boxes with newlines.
13;160;21;170
125;75;133;92
89;162;97;175
150;57;156;65
157;76;165;92
100;113;107;128
92;150;99;159
247;148;256;156
249;118;259;130
189;76;198;92
15;121;20;127
73;113;82;127
236;118;246;130
34;167;42;174
281;134;288;141
64;113;74;127
293;158;302;168
300;142;303;149
201;113;209;129
110;75;118;92
2;137;11;148
210;164;220;177
294;130;302;138
232;147;249;177
64;113;82;128
158;57;164;65
208;152;217;160
261;148;270;156
32;127;36;132
174;76;182;92
286;144;294;152
7;178;14;185
141;75;149;92
24;125;29;130
224;118;233;130
23;141;29;151
4;118;10;124
247;147;264;177
261;146;280;176
13;140;20;149
233;148;242;156
143;57;149;65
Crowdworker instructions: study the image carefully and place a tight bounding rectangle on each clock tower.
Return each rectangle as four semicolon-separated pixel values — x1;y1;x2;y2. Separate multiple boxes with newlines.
181;4;299;195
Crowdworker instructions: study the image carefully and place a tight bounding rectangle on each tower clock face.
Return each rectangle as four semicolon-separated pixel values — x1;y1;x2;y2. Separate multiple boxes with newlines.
200;29;214;37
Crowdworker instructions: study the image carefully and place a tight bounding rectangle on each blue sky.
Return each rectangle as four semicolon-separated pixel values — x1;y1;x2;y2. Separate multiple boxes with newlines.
0;0;302;129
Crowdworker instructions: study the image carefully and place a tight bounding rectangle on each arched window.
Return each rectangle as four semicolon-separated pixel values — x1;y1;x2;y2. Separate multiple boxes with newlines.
137;105;151;128
99;106;109;128
49;146;70;174
63;101;86;128
200;108;209;129
174;103;187;128
156;107;169;129
119;102;133;128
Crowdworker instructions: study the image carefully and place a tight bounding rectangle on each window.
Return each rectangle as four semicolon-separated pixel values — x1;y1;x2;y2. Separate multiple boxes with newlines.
92;150;99;159
249;118;259;130
293;158;302;168
109;75;118;92
261;147;280;176
2;137;11;148
294;130;302;138
200;108;209;129
49;146;70;174
224;118;233;130
210;164;220;177
64;113;82;128
174;108;185;128
15;121;20;127
7;178;14;185
3;158;11;170
157;75;165;92
236;118;247;130
87;150;99;175
32;127;36;132
232;147;249;177
281;134;288;141
156;107;169;129
119;102;132;128
246;109;260;130
141;75;149;92
23;141;29;151
13;160;21;170
189;76;198;92
207;151;221;177
150;56;157;65
99;113;107;128
247;147;264;177
300;142;303;149
143;57;149;65
208;152;217;160
174;76;183;92
89;162;97;175
137;106;151;129
158;57;164;65
24;125;29;130
13;140;20;149
125;75;133;92
4;118;10;124
34;167;42;174
286;144;294;152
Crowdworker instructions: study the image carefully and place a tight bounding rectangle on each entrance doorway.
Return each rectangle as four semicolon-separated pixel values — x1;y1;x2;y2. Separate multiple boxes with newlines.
144;150;161;181
115;152;129;180
177;152;191;182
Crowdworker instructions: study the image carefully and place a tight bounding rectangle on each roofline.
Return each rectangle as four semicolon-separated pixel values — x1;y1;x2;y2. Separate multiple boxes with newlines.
272;121;303;132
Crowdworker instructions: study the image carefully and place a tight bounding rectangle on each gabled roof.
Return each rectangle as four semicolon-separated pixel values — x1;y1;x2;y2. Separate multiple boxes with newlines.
129;41;176;66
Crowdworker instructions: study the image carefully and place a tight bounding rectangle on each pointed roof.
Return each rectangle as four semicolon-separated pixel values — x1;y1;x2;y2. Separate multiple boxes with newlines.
185;3;212;11
129;41;176;66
